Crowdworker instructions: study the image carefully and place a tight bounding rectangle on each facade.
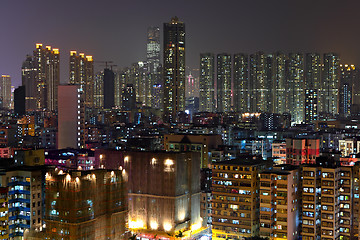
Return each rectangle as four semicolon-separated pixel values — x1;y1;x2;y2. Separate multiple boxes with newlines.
44;169;127;240
32;44;60;112
58;85;85;149
122;84;136;111
163;17;185;122
103;68;115;109
0;75;11;110
147;26;161;108
305;53;321;122
200;53;215;112
233;54;249;112
259;165;300;239
287;53;305;123
14;86;26;116
216;54;232;112
69;51;94;108
286;138;320;165
21;55;37;112
271;52;286;114
124;151;202;239
0;188;8;240
211;158;266;239
321;53;340;116
249;52;268;112
94;71;104;109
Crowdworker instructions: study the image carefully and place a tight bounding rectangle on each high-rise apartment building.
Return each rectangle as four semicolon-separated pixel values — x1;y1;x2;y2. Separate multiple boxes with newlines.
103;68;115;109
271;52;286;114
94;71;104;109
259;165;300;239
233;54;249;112
200;53;215;112
0;75;11;109
217;54;232;112
147;26;161;108
21;55;37;112
163;17;185;122
287;53;305;123
122;84;136;111
211;157;266;239
33;43;60;112
321;53;340;116
249;52;268;112
69;51;94;108
304;53;321;123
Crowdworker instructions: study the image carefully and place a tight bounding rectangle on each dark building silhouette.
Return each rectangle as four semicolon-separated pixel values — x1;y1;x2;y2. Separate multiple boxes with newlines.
103;68;115;109
14;86;26;116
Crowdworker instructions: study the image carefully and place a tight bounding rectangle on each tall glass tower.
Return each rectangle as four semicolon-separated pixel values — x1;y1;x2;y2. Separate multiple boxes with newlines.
147;26;161;108
163;17;185;122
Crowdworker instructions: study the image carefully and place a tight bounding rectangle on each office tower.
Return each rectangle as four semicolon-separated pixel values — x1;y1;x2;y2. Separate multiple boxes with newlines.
287;53;305;123
114;70;127;108
44;169;127;239
259;166;300;239
122;84;136;111
0;75;11;109
152;84;162;109
125;151;202;238
321;53;340;116
33;44;60;112
69;51;94;108
211;157;266;239
249;52;267;112
129;62;147;105
285;138;320;165
94;71;104;109
200;53;215;112
304;53;321;123
217;54;232;112
147;26;161;108
21;55;37;111
233;53;249;112
271;52;286;114
163;16;185;122
103;68;115;109
14;86;26;116
58;85;85;149
186;73;196;98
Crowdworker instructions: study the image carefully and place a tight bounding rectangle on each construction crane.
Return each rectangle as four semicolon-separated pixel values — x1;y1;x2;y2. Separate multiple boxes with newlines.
94;61;118;70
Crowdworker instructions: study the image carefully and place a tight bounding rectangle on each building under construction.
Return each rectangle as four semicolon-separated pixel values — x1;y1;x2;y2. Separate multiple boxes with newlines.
43;169;128;240
124;151;203;239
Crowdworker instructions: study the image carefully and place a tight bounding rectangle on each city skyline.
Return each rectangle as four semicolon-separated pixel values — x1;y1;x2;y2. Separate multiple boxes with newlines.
1;0;360;86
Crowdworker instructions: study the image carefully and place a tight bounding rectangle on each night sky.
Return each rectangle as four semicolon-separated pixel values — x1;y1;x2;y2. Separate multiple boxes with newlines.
1;0;360;87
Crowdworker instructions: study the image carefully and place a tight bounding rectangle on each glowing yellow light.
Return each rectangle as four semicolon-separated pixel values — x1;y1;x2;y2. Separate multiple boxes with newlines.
53;48;59;54
65;174;71;182
58;170;64;175
92;174;96;180
178;210;185;221
86;56;93;61
129;220;145;229
45;173;51;181
165;159;174;166
150;221;158;230
124;156;129;163
111;171;115;176
36;43;43;48
163;222;172;232
46;46;51;51
191;221;202;231
70;51;77;56
151;158;157;165
75;177;80;183
77;166;82;170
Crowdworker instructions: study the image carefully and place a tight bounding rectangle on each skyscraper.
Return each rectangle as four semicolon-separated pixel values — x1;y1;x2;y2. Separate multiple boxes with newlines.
147;26;161;108
217;54;232;112
233;53;249;112
94;71;104;109
33;43;60;112
287;53;305;123
14;86;25;116
163;16;185;122
0;75;11;109
199;53;215;112
321;53;340;116
21;55;37;111
339;64;356;117
69;51;94;108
